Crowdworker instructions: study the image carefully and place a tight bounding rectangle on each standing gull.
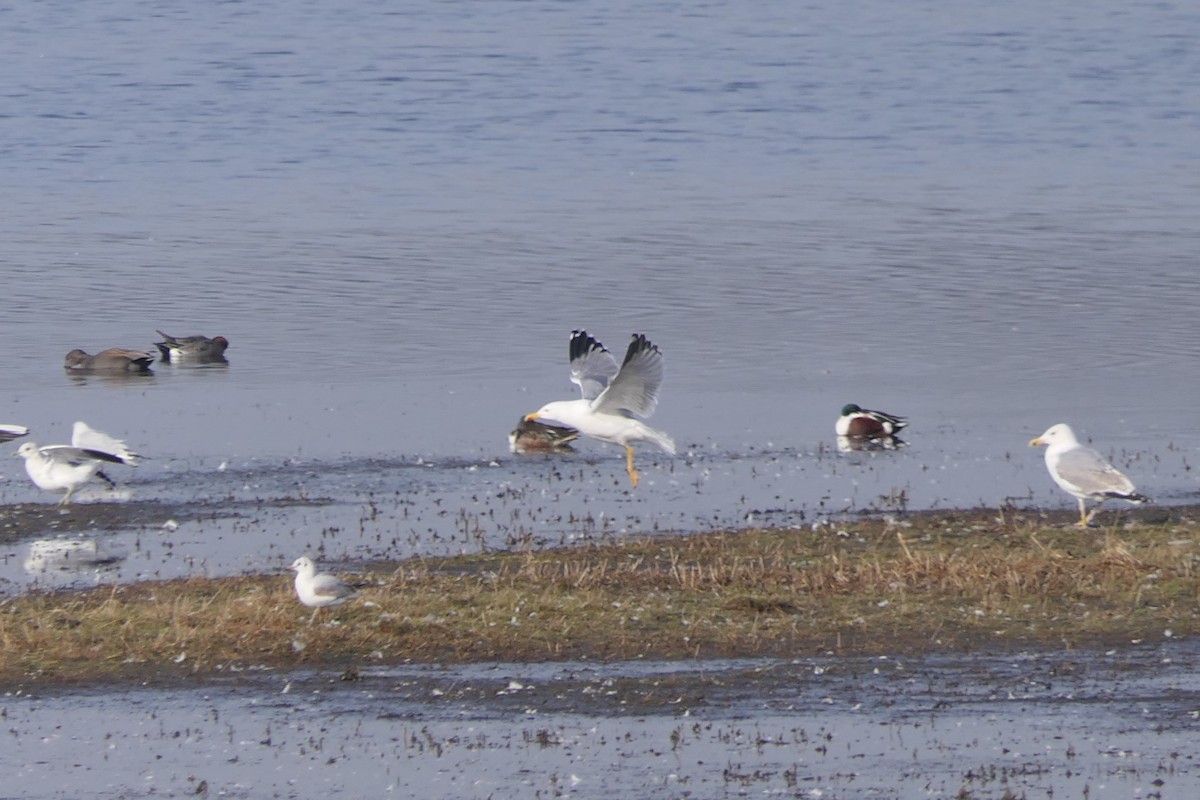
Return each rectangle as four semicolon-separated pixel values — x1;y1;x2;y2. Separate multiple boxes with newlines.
14;422;140;505
288;556;361;622
1029;423;1148;527
524;330;675;488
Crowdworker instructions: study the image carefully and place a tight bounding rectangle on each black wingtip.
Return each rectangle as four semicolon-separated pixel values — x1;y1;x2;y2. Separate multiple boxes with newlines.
622;333;660;364
569;330;607;362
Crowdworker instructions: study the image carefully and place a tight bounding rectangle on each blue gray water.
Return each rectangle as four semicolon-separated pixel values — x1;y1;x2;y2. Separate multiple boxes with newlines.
7;644;1199;798
4;0;1198;592
2;1;1199;797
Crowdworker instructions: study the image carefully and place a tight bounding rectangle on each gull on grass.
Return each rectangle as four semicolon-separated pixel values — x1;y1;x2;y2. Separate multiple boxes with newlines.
1029;422;1148;527
289;556;361;622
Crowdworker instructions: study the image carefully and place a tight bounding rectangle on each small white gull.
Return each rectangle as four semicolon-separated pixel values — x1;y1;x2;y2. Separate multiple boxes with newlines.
289;556;361;621
524;330;675;488
1029;423;1148;527
13;421;140;505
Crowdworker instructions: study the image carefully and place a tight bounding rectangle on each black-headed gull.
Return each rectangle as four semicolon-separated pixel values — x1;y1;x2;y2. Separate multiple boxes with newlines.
524;330;675;488
1029;423;1148;527
14;421;140;505
288;556;361;621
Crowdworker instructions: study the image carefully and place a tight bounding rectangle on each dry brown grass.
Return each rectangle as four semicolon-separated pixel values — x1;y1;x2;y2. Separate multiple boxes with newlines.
0;508;1197;684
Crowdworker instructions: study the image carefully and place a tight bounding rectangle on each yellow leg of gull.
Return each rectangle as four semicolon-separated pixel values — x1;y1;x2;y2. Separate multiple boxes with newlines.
1077;499;1091;528
625;445;639;489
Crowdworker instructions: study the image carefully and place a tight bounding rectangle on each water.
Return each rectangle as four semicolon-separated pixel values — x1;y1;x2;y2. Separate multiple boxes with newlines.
5;644;1198;798
3;0;1199;588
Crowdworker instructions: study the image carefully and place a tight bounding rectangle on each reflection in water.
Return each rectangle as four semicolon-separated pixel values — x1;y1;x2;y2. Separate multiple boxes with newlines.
23;536;128;584
837;434;906;452
65;370;157;388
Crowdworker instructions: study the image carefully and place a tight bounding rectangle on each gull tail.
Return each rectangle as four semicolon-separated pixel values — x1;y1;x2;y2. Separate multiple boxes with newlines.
643;425;676;456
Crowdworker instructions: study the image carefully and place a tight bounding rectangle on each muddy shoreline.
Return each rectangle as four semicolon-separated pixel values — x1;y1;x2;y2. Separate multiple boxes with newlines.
1;500;1196;691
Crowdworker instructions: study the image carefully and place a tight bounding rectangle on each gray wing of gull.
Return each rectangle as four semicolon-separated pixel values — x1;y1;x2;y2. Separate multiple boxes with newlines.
568;331;620;401
39;445;126;466
0;424;29;443
72;421;140;465
1055;446;1136;496
312;573;357;599
593;334;664;419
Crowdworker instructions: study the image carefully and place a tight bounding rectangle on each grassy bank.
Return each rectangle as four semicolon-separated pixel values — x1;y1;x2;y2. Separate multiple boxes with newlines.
0;507;1197;684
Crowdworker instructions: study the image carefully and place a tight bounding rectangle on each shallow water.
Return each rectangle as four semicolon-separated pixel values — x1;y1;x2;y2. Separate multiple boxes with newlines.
4;642;1198;798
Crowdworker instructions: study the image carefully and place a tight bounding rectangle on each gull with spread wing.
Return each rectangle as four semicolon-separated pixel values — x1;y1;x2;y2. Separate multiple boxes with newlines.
14;421;140;505
525;330;675;488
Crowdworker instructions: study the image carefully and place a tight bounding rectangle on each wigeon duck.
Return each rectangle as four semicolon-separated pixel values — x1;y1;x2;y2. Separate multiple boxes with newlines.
64;348;155;372
154;330;230;362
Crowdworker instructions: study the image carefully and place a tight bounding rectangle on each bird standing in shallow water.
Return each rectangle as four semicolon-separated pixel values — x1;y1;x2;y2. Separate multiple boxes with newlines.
288;556;361;622
524;330;675;488
1029;423;1148;527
